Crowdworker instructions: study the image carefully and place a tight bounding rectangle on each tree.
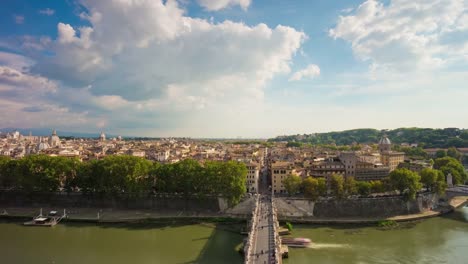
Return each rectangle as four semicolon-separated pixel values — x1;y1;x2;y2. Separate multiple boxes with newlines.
389;168;422;200
447;147;461;160
435;150;447;158
330;174;345;199
369;180;385;193
317;178;327;197
282;175;302;196
344;176;358;196
433;170;448;195
420;168;438;190
0;156;11;188
357;181;371;196
434;157;468;184
302;177;320;200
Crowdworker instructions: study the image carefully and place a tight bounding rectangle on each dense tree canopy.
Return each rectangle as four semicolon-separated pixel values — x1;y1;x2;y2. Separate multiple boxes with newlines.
282;175;302;196
389;168;422;200
330;174;345;199
0;155;247;206
433;157;467;184
269;128;468;148
302;177;326;201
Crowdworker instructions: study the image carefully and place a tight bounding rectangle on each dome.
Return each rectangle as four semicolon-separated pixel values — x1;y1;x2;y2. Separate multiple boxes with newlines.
48;129;61;147
99;131;106;141
379;136;391;145
36;141;50;152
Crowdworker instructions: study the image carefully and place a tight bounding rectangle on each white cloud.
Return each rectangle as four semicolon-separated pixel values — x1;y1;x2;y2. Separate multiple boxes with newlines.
31;0;305;106
329;0;468;71
197;0;252;11
14;15;24;24
39;8;55;16
289;64;320;81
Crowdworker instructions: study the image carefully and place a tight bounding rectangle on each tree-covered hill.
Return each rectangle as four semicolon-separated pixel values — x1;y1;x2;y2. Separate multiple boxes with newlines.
269;128;468;148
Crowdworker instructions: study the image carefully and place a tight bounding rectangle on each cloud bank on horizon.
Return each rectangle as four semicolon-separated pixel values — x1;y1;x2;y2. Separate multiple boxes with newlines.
0;0;467;137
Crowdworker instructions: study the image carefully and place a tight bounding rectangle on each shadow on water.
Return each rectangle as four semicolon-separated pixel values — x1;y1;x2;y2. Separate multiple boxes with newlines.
185;224;243;264
439;206;468;223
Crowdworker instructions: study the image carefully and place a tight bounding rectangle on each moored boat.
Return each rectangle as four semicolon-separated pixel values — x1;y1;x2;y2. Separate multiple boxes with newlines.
23;209;66;227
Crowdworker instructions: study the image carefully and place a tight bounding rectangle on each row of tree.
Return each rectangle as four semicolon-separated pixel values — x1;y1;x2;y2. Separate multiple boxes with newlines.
0;155;247;206
282;157;466;200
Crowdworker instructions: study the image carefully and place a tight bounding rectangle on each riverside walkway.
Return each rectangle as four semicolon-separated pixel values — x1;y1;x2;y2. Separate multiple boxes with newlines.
244;194;282;264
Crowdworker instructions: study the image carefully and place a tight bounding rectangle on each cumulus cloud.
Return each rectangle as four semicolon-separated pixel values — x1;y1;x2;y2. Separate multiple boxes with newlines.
289;64;320;81
329;0;468;71
31;0;305;104
39;8;55;16
197;0;252;11
2;0;307;134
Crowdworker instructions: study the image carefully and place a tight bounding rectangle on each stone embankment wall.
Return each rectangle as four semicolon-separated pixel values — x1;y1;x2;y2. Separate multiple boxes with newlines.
275;193;438;218
0;192;223;213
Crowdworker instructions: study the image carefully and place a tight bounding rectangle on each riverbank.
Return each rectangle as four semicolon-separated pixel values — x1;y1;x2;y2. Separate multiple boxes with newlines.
0;206;246;224
2;196;466;225
279;196;468;225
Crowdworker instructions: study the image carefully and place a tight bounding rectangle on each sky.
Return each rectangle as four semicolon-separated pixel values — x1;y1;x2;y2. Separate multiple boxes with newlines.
0;0;467;138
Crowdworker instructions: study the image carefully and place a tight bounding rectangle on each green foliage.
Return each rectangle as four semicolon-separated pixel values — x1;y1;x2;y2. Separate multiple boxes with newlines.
419;168;447;195
286;142;302;148
357;181;371;196
377;220;398;228
282;175;302;196
434;157;468;184
344;176;358;196
0;156;247;206
302;177;328;201
269;128;468;148
330;174;345;199
389;168;422;200
369;180;385;193
393;146;428;159
285;222;293;232
447;147;461;160
435;150;447;158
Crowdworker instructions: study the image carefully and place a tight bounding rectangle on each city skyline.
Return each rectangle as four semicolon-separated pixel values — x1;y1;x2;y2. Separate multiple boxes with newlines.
1;0;468;138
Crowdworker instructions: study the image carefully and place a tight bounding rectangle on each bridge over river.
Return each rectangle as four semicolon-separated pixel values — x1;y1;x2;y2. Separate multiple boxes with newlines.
244;194;282;264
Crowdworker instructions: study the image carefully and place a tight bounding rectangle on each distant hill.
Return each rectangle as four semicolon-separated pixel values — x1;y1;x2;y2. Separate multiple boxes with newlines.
269;128;468;148
0;128;119;139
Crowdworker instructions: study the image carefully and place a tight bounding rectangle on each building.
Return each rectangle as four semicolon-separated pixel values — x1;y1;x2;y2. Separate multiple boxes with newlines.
48;129;61;148
355;161;390;181
378;136;404;171
245;162;260;193
308;158;346;178
99;132;106;142
270;161;297;194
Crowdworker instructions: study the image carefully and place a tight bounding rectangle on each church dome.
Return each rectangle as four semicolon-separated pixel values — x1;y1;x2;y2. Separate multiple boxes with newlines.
379;136;391;145
48;129;61;147
36;141;50;152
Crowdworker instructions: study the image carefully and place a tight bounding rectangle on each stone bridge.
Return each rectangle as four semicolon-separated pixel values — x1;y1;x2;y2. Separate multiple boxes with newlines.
244;194;282;264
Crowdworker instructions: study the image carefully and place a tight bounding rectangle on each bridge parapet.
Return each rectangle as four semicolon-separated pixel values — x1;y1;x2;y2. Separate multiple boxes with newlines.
244;195;259;264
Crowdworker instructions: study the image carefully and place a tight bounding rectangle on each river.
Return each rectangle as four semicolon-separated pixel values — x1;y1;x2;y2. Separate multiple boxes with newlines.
0;221;244;264
0;207;467;264
284;206;468;264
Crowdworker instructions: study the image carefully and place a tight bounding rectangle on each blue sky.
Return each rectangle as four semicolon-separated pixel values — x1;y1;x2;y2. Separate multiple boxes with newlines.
0;0;467;138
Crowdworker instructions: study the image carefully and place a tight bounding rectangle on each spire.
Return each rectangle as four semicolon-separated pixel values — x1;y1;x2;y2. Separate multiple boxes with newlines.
52;129;57;136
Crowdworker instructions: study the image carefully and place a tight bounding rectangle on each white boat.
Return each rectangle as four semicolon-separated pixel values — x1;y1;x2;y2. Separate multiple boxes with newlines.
23;209;66;227
281;237;312;248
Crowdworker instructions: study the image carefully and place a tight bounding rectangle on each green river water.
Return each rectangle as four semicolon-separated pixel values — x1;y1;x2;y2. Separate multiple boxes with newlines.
0;207;467;264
